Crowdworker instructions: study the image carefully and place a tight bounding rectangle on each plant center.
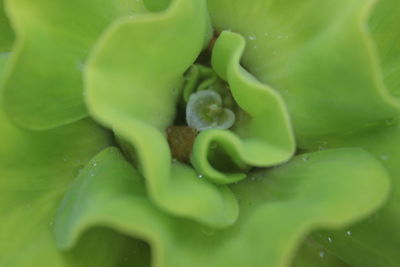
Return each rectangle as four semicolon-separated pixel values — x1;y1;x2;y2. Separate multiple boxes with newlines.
167;36;240;163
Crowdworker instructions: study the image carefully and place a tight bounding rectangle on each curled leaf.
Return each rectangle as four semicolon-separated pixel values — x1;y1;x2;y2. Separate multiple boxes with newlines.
191;31;295;184
55;147;389;267
2;0;142;130
186;89;235;131
207;0;400;146
85;0;237;227
0;103;146;266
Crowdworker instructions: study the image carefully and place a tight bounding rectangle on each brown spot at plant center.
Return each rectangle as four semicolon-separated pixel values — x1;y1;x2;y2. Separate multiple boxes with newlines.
166;126;198;163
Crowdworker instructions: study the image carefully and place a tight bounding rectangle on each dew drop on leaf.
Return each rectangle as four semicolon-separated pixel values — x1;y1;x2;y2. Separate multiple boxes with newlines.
385;118;395;126
380;154;389;161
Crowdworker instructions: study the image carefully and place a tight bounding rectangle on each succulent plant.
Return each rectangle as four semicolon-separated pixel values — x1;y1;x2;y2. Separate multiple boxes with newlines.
1;0;400;266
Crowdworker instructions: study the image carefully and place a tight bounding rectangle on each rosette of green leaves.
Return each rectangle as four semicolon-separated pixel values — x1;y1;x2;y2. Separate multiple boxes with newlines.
1;0;400;266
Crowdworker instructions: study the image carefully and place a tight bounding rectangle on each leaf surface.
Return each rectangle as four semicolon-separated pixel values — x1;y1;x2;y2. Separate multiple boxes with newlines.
55;147;389;267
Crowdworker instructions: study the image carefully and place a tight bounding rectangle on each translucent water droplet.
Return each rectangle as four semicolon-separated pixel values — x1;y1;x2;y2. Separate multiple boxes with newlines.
248;35;256;41
76;61;84;72
318;141;328;151
385;118;395;126
92;161;97;167
73;165;85;177
90;173;94;177
302;155;309;162
197;174;203;179
319;251;325;258
380;154;389;161
327;237;333;243
346;230;352;236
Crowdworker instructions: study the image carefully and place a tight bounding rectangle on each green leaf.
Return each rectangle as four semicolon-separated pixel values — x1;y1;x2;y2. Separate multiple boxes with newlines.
55;147;389;267
1;0;143;130
308;4;400;265
86;0;210;131
0;0;14;52
0;101;152;266
293;240;351;267
186;89;236;131
207;0;400;146
309;123;400;266
85;0;236;228
191;31;295;184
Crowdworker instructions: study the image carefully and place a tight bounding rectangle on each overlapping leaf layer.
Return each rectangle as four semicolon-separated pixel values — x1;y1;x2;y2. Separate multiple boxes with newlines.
1;0;400;266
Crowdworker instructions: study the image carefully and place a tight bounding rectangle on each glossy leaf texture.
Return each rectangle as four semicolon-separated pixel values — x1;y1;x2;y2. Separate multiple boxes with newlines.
1;0;145;130
0;94;152;266
207;0;400;145
191;31;295;184
55;147;389;267
85;0;237;228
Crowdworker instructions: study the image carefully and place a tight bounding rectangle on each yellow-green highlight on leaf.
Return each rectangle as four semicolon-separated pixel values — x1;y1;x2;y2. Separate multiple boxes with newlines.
207;0;400;146
1;0;142;130
191;31;295;184
55;147;389;267
0;0;14;52
0;102;151;266
85;0;237;227
86;0;210;131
